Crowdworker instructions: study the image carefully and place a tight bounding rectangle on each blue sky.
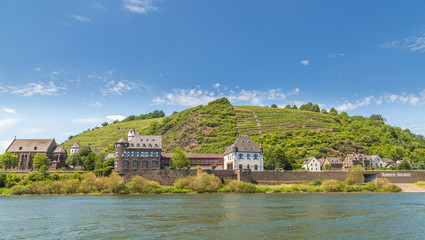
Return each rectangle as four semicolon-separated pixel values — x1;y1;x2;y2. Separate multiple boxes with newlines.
1;0;425;152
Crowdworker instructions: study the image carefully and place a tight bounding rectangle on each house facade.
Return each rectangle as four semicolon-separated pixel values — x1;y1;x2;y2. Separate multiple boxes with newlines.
70;141;80;155
5;138;67;170
365;155;385;169
223;135;263;171
302;157;321;171
324;157;343;170
114;134;163;173
343;154;371;170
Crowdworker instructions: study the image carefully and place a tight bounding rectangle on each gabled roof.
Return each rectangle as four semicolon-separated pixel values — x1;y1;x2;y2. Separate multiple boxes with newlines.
318;158;326;165
302;156;317;165
6;139;56;153
382;158;394;163
326;157;342;164
71;141;81;148
127;135;162;149
116;137;128;143
224;135;260;155
53;146;67;153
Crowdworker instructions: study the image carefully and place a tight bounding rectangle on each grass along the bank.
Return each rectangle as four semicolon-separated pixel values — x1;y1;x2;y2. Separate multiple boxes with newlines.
0;172;401;195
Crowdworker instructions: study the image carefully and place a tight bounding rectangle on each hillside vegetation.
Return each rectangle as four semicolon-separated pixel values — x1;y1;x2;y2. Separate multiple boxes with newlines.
62;98;425;165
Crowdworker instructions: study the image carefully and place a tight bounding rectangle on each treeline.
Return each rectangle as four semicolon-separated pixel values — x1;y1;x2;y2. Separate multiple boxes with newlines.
65;145;114;176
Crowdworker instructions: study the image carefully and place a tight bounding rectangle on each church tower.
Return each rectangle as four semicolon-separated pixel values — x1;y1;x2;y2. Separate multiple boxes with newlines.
128;127;139;141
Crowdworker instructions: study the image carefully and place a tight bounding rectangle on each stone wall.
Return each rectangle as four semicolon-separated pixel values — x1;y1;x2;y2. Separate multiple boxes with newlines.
251;171;348;184
373;171;425;183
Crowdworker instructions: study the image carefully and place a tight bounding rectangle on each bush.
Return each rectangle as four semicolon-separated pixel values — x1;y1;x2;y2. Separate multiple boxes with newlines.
0;173;6;188
363;182;378;192
9;185;27;195
61;179;81;194
45;181;62;194
6;173;20;188
312;179;322;186
223;180;257;193
131;176;161;193
107;173;127;194
187;173;221;193
26;181;47;194
344;184;363;192
174;178;189;190
94;177;109;193
80;172;97;193
375;178;391;188
381;184;402;192
321;179;341;192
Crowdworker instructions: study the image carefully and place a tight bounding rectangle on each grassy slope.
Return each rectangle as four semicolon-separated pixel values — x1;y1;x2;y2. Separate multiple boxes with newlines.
62;99;425;163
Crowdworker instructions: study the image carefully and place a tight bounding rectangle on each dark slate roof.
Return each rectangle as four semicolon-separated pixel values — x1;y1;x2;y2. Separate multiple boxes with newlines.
71;141;81;148
302;156;316;165
116;137;128;143
224;135;260;155
6;139;56;153
161;152;223;159
127;135;162;149
382;158;394;163
326;157;342;164
318;158;326;165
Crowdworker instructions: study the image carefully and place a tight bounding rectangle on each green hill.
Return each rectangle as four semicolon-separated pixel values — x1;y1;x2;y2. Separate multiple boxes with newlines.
62;98;425;164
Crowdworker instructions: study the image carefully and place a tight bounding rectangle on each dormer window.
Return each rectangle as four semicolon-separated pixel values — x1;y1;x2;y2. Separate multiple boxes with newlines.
34;147;37;150
140;139;143;141
152;139;155;141
146;139;149;142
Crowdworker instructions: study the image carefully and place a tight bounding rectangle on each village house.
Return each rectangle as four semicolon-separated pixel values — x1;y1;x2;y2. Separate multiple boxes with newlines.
5;138;67;170
223;135;263;171
162;153;224;170
302;156;321;171
70;141;81;155
324;157;343;170
342;154;371;170
364;155;385;169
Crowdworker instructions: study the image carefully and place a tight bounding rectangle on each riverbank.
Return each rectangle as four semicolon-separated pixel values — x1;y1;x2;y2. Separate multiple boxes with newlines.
0;171;402;195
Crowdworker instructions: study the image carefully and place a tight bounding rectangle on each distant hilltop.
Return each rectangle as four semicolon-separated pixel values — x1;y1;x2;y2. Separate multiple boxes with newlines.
61;98;425;165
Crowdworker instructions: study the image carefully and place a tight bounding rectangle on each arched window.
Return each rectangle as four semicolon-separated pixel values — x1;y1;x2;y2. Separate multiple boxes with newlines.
148;144;152;147
143;144;146;147
123;160;129;169
136;143;140;147
19;147;22;150
142;161;148;169
131;144;134;147
152;161;157;169
155;144;158;147
34;147;37;150
133;161;138;169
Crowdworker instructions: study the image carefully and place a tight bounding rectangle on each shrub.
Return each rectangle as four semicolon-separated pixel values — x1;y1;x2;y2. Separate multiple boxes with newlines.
0;173;6;188
9;185;27;195
224;180;257;193
61;179;80;194
51;173;61;181
70;172;82;181
381;184;402;192
174;178;189;190
45;181;62;194
299;184;308;192
94;177;109;193
131;176;161;193
344;183;363;192
375;178;391;188
107;173;127;194
6;173;20;188
345;165;365;185
307;186;324;192
187;173;221;193
26;181;47;194
312;179;322;186
80;172;98;193
321;179;341;192
363;182;378;192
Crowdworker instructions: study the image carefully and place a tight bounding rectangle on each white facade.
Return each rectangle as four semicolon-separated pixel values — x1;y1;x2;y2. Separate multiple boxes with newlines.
302;157;321;172
224;152;263;171
368;155;384;169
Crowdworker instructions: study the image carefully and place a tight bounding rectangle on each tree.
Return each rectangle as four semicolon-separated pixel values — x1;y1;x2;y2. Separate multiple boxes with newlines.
66;154;82;168
78;145;92;157
285;105;292;109
95;152;106;170
398;159;412;170
263;145;292;170
33;153;50;171
292;105;298;110
299;102;320;112
270;104;278;108
329;107;338;115
101;122;109;127
345;165;365;185
0;153;18;169
321;109;328;114
211;164;217;170
171;148;190;169
370;114;386;122
324;163;332;170
83;152;96;171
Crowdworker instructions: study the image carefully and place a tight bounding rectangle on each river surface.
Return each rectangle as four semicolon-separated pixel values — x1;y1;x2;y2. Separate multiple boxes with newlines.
1;193;425;239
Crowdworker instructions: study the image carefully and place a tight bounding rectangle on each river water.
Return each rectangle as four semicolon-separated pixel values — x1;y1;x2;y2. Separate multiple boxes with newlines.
1;193;424;239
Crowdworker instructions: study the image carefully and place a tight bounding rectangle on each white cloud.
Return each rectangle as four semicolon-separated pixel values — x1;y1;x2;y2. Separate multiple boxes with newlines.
102;81;137;96
213;83;220;89
123;0;158;14
72;118;103;124
34;67;41;71
152;86;288;107
7;81;65;97
90;101;103;108
300;60;309;66
381;30;425;52
106;115;126;121
52;71;60;75
335;96;374;111
69;14;93;23
24;128;45;135
0;118;19;129
3;107;15;114
328;53;344;58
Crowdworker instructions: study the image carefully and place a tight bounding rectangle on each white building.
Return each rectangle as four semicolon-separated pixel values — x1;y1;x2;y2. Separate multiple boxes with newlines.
223;135;263;171
302;157;321;172
128;127;139;141
70;141;81;155
365;155;384;169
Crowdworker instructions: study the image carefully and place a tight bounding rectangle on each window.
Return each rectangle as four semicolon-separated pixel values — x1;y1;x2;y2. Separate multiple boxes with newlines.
115;151;118;157
254;154;258;160
148;144;152;147
123;160;129;169
131;151;135;157
141;152;148;158
136;152;140;157
254;165;258;170
136;144;140;147
115;160;118;169
116;143;120;147
239;164;242;169
238;153;243;159
130;144;134;147
247;154;251;160
142;161;148;169
133;161;138;169
247;164;250;169
143;144;146;147
155;144;158;147
151;152;159;158
34;147;37;150
19;147;22;150
152;161;157;169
